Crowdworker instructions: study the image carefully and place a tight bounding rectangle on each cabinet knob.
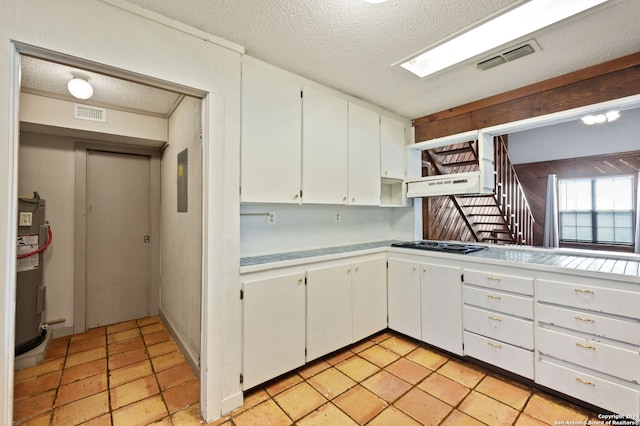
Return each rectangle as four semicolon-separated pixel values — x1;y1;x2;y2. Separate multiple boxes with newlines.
343;196;347;202
293;193;299;199
297;278;304;284
346;268;351;273
354;266;359;272
422;268;427;273
412;266;417;271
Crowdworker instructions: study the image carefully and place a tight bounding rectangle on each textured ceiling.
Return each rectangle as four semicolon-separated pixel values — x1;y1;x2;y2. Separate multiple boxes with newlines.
119;0;640;119
21;0;640;121
20;55;182;117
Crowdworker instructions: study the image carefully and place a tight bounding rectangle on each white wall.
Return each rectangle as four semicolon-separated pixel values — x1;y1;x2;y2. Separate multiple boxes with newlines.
0;1;242;423
508;107;640;164
161;96;202;367
240;204;414;257
18;134;75;332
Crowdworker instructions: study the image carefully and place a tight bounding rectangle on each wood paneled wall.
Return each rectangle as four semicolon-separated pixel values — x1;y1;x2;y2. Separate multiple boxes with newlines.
514;152;640;248
414;52;640;142
417;52;640;244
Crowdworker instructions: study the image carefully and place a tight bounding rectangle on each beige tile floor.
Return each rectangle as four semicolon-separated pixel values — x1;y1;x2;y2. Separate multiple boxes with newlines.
14;319;600;425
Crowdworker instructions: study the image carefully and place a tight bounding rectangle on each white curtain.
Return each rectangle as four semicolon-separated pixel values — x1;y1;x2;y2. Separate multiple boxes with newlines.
543;174;559;248
635;170;640;254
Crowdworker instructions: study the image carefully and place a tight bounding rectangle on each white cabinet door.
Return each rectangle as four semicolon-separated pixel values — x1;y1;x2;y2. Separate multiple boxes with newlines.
380;115;406;180
302;86;348;204
306;263;353;361
421;262;463;355
242;271;306;390
387;258;421;340
348;102;381;205
352;257;387;342
241;59;302;203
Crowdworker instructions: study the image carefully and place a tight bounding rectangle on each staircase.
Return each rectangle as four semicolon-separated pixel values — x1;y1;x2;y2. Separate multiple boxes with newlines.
424;135;534;245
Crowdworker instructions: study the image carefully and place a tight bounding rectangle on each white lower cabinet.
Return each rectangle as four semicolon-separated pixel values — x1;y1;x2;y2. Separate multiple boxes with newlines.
535;274;640;415
242;271;306;390
421;262;463;355
307;255;387;361
387;255;462;354
387;257;421;340
306;262;353;361
352;257;388;342
462;268;534;379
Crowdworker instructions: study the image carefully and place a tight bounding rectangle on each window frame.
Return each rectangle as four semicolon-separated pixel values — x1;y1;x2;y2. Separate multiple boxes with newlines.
558;173;636;249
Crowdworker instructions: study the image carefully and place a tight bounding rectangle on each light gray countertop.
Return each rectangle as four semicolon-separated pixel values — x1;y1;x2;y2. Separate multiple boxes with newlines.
240;240;640;279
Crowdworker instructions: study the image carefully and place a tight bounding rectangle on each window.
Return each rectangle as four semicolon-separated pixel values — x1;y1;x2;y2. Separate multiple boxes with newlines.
558;175;635;245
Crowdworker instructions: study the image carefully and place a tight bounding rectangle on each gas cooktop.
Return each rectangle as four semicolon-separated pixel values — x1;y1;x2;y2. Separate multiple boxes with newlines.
391;241;486;254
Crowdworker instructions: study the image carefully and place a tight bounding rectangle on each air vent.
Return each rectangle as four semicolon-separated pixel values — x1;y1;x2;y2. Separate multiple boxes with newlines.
74;104;106;122
476;40;539;71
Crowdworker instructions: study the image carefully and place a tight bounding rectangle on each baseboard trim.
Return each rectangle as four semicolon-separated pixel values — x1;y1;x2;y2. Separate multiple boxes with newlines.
221;391;243;415
159;310;200;376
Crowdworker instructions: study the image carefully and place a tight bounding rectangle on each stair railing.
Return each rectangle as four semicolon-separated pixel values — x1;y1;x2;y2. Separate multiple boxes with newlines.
494;136;535;245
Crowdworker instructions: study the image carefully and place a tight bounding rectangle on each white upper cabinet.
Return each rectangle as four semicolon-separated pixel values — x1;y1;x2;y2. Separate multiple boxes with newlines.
348;102;381;205
380;115;406;180
241;58;302;204
302;86;348;204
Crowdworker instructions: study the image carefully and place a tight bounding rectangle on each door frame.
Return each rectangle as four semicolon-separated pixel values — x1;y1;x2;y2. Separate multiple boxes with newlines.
74;143;161;333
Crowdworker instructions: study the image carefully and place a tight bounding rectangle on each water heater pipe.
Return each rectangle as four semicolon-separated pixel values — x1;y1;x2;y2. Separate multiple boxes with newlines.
17;223;52;259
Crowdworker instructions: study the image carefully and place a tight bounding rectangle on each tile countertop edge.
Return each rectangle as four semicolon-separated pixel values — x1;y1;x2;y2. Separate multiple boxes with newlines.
239;241;395;274
240;242;640;283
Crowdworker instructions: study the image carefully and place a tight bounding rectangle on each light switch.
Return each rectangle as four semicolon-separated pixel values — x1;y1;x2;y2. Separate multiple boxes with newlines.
19;212;32;227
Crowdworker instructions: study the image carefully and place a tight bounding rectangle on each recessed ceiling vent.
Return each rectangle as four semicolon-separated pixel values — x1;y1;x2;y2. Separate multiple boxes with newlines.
476;40;539;71
74;104;106;122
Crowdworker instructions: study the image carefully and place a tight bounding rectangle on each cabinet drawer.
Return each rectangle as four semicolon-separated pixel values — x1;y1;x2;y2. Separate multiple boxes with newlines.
463;331;533;379
537;279;640;320
537;303;640;346
464;285;533;319
463;306;533;350
536;358;640;416
464;269;533;295
537;327;640;383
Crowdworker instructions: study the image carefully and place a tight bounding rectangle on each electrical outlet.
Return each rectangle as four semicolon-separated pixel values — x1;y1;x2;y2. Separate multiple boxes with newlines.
335;212;341;223
267;211;276;225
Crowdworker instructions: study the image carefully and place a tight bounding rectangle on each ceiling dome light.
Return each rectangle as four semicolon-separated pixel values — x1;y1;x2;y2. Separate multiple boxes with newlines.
67;77;93;100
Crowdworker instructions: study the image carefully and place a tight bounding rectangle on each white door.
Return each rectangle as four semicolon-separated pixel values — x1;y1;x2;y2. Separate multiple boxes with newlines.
352;257;387;341
306;263;352;361
387;258;421;340
348;102;381;205
86;150;151;328
302;85;348;204
242;272;306;390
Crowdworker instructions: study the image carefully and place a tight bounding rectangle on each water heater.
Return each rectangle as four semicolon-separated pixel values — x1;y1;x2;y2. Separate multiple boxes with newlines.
16;194;48;355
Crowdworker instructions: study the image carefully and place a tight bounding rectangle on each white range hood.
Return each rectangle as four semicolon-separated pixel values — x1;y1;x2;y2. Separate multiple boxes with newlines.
405;130;495;198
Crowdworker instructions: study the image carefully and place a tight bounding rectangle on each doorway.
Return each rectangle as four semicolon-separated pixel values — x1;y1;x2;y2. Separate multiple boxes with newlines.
85;150;151;328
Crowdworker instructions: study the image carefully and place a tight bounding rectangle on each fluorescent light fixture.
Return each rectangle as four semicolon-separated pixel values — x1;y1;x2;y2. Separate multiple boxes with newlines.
397;0;608;78
67;77;93;100
581;110;620;125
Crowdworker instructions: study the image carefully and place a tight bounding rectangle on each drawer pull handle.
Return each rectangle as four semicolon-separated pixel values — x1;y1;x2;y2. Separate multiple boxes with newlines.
574;288;594;294
574;316;595;323
488;316;502;322
487;342;502;348
487;276;501;281
487;295;502;300
575;342;596;350
575;377;595;386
